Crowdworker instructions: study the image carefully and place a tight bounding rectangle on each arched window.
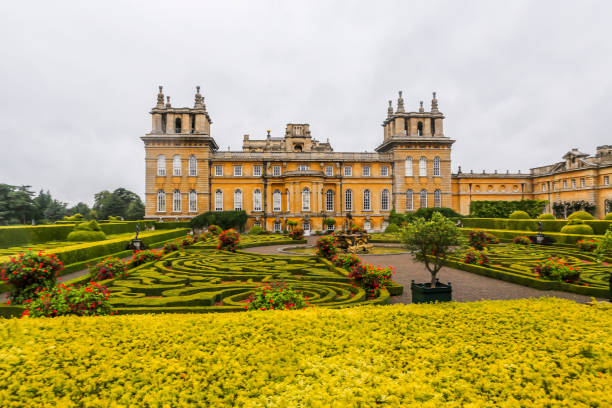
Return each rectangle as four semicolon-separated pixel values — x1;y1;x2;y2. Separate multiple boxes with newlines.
253;189;262;212
345;189;353;211
286;189;290;212
189;190;197;212
420;189;428;208
417;121;423;136
215;189;223;211
419;157;427;177
406;190;413;211
405;157;413;177
175;117;182;133
302;187;310;211
173;155;181;176
433;156;440;176
381;189;390;211
273;189;281;211
173;190;181;212
326;189;334;212
434;189;441;208
363;189;371;211
157;190;166;212
189;155;197;176
234;189;242;210
157;155;166;176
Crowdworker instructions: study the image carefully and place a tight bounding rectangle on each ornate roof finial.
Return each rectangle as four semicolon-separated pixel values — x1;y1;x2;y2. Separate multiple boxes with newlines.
396;91;405;113
266;129;271;139
419;101;424;113
431;91;439;112
194;86;204;108
387;100;393;118
165;96;171;108
156;86;165;108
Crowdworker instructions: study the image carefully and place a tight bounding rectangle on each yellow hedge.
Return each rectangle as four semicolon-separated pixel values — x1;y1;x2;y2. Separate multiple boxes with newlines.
0;298;610;407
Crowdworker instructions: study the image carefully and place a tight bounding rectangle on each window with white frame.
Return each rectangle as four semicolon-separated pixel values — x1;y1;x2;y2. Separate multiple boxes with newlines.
325;166;333;176
405;157;413;176
214;165;223;176
344;166;352;176
363;189;371;211
173;190;181;212
157;155;166;176
345;189;353;211
605;176;610;185
327;223;334;231
214;189;223;211
434;189;441;208
273;166;281;176
326;190;334;211
362;166;370;177
381;166;389;176
298;164;309;171
189;190;197;212
302;187;310;211
233;165;242;176
157;190;166;212
433;157;440;176
234;189;242;210
364;220;371;232
253;165;262;176
286;189;290;212
303;221;310;232
406;190;413;211
563;180;567;189
173;155;181;176
571;179;576;188
273;221;281;232
273;190;281;211
381;189;389;211
542;183;547;192
420;189;428;208
580;178;585;187
419;157;427;177
189;155;197;176
253;189;262;211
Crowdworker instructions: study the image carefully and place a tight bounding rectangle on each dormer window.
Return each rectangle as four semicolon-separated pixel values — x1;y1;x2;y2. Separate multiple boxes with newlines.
417;121;423;136
175;117;182;133
294;144;303;152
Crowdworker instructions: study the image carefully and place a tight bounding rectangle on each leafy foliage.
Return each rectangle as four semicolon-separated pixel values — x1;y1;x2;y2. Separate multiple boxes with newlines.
88;257;128;281
512;235;531;245
93;188;144;220
509;210;530;219
538;213;556;220
470;199;547;218
246;281;309;311
22;282;113;318
315;235;337;259
348;263;394;298
126;250;164;268
594;227;612;260
568;211;595;221
217;229;240;251
384;223;400;233
468;229;499;250
533;258;580;283
576;239;597;252
191;210;248;231
248;225;265;235
0;250;63;303
331;253;361;270
463;249;490;266
413;207;462;220
288;228;304;240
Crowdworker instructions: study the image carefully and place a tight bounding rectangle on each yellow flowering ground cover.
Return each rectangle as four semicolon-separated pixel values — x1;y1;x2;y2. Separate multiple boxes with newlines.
0;298;610;407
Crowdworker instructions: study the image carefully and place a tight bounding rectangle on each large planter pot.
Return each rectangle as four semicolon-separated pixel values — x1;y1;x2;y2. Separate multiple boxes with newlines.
411;279;452;303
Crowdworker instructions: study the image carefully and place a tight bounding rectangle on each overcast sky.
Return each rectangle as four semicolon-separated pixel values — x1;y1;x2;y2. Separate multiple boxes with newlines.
1;1;611;206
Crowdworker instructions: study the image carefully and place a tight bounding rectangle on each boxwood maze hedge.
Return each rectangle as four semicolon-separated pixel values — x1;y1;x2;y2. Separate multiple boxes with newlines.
192;234;306;249
104;249;392;314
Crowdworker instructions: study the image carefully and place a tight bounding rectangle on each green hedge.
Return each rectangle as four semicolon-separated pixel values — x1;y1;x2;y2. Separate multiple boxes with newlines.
470;200;547;218
153;221;191;230
191;210;248;231
462;218;612;235
460;227;600;245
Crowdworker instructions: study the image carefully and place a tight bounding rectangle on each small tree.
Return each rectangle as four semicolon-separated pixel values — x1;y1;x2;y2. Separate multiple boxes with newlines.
401;212;466;287
594;226;612;261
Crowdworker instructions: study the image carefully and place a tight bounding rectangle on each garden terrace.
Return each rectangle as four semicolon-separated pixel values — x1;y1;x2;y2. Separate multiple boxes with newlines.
192;233;306;249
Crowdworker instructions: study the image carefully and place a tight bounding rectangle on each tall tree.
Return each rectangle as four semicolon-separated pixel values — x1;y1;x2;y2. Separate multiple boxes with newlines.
93;188;144;220
43;199;68;222
68;202;91;219
33;190;52;222
125;200;145;220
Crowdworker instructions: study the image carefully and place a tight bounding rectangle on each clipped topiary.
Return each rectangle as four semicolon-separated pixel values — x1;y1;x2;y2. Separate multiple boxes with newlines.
385;223;400;233
568;211;595;221
605;213;612;220
74;220;102;231
560;219;594;235
509;211;530;219
249;225;264;235
537;213;555;220
207;225;222;235
66;230;107;242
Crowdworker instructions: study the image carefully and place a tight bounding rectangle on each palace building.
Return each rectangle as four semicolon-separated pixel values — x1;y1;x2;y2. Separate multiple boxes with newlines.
142;87;612;231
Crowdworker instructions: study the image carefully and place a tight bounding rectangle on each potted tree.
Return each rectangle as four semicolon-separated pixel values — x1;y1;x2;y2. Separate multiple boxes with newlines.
401;212;466;303
323;218;336;233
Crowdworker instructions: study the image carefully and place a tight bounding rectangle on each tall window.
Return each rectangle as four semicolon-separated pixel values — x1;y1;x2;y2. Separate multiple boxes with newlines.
157;190;166;212
326;190;334;212
419;157;427;177
302;188;310;211
542;183;547;192
363;189;371;211
563;180;567;189
286;189;290;212
571;179;576;188
173;190;181;212
173;155;181;176
605;176;610;185
420;189;428;208
362;166;370;176
189;190;197;212
157;155;166;176
344;166;352;176
381;166;389;176
406;190;413;211
234;189;242;210
273;221;281;232
234;165;242;176
405;157;413;176
253;165;262;176
175;117;182;133
298;164;309;171
189;155;197;176
417;121;423;136
253;189;262;211
580;178;585;187
433;157;440;176
273;166;281;176
325;166;333;176
215;189;223;211
214;165;223;176
434;189;441;208
381;189;389;211
273;190;281;211
345;189;353;211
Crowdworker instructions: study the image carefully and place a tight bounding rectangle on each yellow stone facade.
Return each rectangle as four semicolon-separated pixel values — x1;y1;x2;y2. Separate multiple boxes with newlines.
142;87;612;230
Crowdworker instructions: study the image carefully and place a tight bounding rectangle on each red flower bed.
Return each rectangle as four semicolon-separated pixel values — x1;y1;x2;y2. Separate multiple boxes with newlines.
22;281;114;318
0;250;63;304
217;229;240;252
349;263;394;299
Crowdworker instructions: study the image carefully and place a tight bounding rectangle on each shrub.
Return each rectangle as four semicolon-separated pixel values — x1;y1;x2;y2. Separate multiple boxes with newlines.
0;251;63;304
88;257;128;281
286;220;298;229
64;213;84;222
385;223;400;233
315;236;338;260
468;229;499;250
576;239;597;252
207;225;222;235
349;263;394;298
512;235;531;245
594;226;612;260
413;207;462;220
538;213;556;220
568;211;595;221
533;258;580;283
322;218;336;226
107;216;122;221
191;210;248;231
162;240;180;254
509;210;530;219
463;249;489;266
288;228;304;240
179;235;195;247
470;200;547;218
331;253;361;270
349;224;365;234
217;229;240;252
249;225;264;235
605;213;612;220
246;281;309;311
66;230;107;242
560;220;594;235
22;282;113;318
127;250;164;268
75;220;103;231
